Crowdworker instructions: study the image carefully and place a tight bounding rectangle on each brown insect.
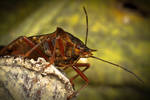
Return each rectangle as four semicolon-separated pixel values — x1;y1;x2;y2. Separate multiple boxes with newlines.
0;6;143;99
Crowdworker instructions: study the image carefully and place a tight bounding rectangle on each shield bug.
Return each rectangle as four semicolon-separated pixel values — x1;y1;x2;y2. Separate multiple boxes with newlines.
0;6;143;99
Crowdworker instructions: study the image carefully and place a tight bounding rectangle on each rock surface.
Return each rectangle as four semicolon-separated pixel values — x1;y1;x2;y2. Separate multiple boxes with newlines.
0;56;74;100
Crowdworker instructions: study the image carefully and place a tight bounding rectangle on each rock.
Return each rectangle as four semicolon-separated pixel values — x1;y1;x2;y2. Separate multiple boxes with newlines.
0;56;74;100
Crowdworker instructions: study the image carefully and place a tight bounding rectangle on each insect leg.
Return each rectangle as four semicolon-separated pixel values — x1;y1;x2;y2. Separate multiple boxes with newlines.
44;36;66;69
42;37;58;69
70;63;90;83
22;37;48;60
68;63;90;99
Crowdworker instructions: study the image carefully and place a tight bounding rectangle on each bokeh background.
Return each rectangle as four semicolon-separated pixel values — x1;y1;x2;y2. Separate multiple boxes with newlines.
0;0;150;100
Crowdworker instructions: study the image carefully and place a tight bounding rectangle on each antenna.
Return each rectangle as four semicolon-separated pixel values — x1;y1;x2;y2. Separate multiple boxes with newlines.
83;6;88;46
91;56;144;83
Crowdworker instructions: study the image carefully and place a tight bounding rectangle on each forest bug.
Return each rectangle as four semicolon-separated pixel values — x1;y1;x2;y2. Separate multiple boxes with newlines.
0;6;143;99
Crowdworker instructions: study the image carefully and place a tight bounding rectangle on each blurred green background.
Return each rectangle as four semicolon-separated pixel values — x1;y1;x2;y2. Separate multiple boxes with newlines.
0;0;150;100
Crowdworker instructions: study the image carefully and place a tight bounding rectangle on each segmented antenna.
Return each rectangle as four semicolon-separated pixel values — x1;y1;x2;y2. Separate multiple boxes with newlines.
91;56;144;83
83;6;88;46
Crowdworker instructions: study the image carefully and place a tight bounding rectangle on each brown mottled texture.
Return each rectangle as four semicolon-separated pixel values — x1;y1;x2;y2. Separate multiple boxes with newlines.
0;56;74;100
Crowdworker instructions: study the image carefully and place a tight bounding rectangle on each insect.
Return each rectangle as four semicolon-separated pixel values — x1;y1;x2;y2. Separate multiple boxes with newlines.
0;6;143;99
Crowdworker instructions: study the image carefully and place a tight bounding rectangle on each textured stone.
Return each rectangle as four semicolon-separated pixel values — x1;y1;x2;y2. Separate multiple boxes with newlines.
0;56;74;100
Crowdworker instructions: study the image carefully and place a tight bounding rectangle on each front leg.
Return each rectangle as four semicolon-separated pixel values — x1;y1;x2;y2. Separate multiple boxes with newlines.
68;63;90;99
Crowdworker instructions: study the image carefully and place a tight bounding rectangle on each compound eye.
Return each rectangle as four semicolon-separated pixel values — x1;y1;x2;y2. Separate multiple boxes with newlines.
76;45;85;52
77;45;83;50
